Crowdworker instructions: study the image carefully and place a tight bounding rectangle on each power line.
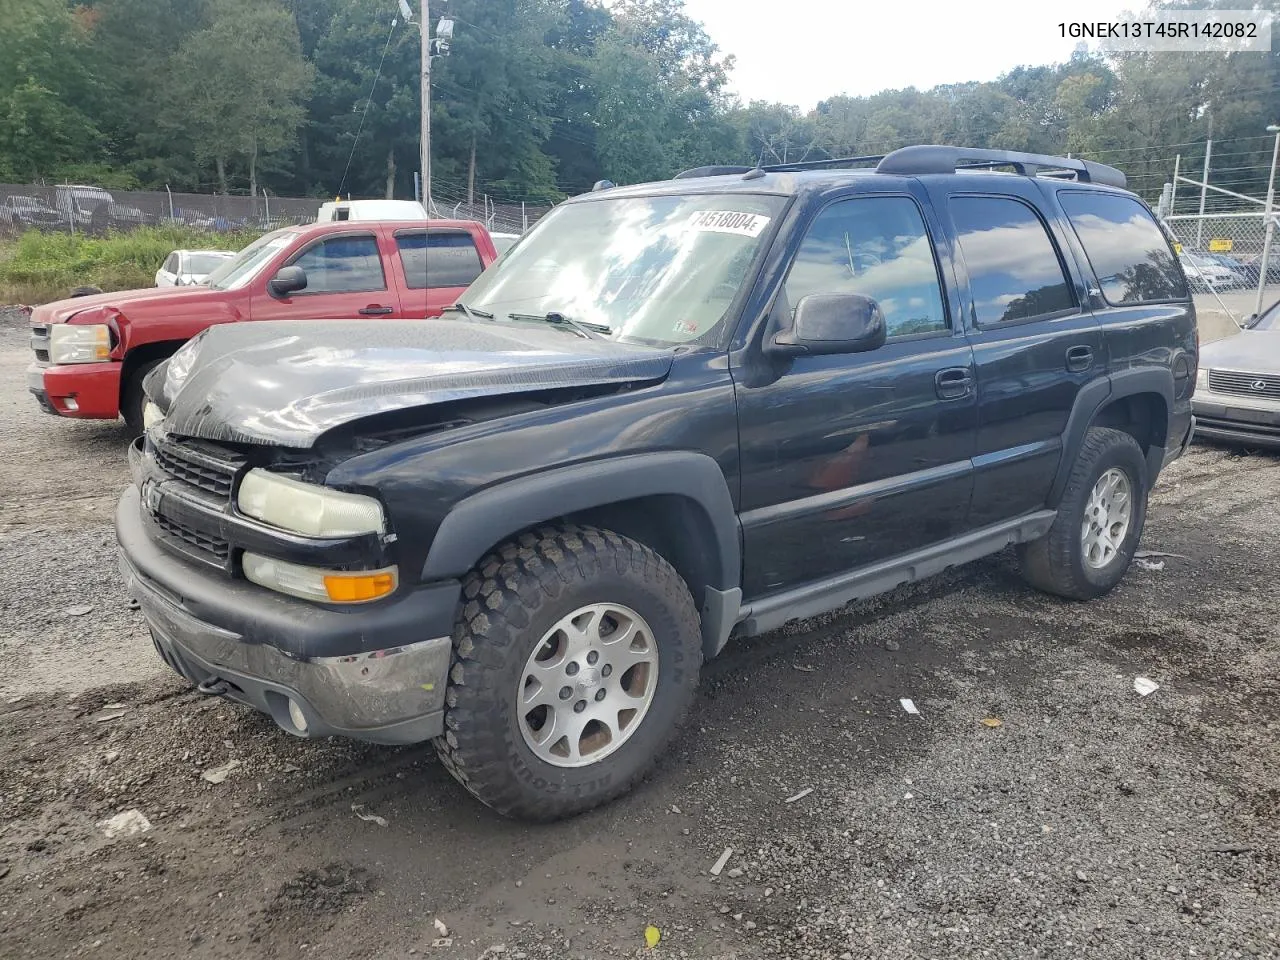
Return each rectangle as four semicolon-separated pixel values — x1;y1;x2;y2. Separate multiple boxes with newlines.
337;16;402;198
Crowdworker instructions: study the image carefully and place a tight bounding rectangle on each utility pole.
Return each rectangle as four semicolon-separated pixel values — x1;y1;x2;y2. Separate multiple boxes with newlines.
420;0;431;216
1196;139;1212;249
1170;154;1180;218
1255;124;1280;318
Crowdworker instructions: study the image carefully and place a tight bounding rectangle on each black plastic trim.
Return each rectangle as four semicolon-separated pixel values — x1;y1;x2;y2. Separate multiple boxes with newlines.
421;452;742;591
737;510;1056;636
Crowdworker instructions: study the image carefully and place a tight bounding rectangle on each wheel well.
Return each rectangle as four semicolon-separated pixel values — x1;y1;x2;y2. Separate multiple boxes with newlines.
119;339;185;402
554;495;725;612
1091;392;1168;456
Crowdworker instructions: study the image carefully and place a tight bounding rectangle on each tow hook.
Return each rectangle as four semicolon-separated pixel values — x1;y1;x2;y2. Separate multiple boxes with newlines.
196;676;231;696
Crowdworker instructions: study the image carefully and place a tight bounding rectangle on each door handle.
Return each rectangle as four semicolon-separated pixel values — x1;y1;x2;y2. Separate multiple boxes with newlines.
1066;345;1093;372
358;305;394;316
934;367;973;400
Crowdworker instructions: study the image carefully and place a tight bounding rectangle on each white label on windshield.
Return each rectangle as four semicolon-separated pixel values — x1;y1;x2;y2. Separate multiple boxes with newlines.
687;210;771;237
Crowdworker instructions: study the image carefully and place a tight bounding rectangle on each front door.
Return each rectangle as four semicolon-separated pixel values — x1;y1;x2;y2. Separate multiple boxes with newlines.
937;187;1104;527
735;192;977;599
251;231;404;321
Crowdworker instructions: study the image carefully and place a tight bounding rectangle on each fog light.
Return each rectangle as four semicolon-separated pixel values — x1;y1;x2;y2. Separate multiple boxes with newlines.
63;397;79;412
287;698;308;733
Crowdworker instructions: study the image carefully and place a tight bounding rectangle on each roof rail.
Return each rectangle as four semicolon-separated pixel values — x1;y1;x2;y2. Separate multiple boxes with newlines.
876;145;1126;189
672;155;886;180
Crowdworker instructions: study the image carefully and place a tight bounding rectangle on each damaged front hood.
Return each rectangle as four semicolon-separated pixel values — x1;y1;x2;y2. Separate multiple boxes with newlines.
155;318;675;447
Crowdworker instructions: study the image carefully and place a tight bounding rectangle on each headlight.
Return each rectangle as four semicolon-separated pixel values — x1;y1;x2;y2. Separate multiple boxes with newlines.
142;400;165;430
242;552;397;603
1196;368;1208;390
49;324;110;364
163;332;204;395
237;469;385;537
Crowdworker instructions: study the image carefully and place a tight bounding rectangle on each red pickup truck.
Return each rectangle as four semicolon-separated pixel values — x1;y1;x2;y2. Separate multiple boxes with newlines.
27;219;499;433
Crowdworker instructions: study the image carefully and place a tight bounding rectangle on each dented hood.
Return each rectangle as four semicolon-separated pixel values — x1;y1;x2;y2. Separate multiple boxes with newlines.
152;318;675;447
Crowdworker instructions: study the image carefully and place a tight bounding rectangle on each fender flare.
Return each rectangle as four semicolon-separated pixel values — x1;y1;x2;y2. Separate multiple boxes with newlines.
1049;367;1174;505
420;452;743;658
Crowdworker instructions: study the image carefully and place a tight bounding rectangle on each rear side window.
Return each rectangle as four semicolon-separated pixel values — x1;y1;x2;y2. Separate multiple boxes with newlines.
1058;192;1187;304
397;232;484;289
291;235;386;293
950;197;1075;326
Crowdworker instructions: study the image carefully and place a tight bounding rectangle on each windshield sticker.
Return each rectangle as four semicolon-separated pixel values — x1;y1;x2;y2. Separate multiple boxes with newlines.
687;211;771;237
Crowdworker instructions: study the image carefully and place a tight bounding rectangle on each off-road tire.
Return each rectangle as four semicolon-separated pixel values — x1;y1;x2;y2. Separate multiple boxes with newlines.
1019;426;1149;600
121;359;163;437
434;523;702;821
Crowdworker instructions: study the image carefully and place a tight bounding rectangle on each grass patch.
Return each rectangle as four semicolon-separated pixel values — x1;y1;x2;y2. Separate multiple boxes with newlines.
0;225;263;305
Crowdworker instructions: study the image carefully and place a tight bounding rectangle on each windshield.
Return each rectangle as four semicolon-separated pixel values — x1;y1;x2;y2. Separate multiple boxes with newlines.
206;232;294;290
1252;301;1280;331
186;252;233;275
459;193;786;347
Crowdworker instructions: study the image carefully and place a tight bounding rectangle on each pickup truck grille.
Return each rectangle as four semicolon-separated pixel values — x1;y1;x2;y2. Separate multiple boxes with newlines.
30;324;50;363
1207;369;1280;400
150;512;231;567
152;437;244;501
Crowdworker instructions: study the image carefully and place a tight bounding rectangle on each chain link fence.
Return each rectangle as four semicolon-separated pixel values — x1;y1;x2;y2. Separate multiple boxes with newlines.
0;183;556;238
1164;212;1280;286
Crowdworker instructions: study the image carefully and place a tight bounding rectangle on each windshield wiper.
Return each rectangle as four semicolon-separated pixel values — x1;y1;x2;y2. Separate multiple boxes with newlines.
507;311;611;339
441;302;495;322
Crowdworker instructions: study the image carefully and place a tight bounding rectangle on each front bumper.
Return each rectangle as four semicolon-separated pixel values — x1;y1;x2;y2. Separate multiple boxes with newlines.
1192;396;1280;449
27;360;123;419
117;486;460;744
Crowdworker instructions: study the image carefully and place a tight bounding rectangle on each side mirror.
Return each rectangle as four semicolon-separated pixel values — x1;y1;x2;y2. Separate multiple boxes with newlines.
268;265;307;297
767;293;887;357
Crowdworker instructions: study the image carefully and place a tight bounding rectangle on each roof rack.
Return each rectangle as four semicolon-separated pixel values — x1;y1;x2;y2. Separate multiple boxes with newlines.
672;145;1126;189
876;145;1126;188
673;154;886;179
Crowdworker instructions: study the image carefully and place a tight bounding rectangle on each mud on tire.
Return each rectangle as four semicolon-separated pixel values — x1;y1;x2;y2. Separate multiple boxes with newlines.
434;523;703;821
1019;426;1149;601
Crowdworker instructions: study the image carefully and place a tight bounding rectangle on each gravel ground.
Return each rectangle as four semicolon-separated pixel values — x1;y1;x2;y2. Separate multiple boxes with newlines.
0;304;1277;960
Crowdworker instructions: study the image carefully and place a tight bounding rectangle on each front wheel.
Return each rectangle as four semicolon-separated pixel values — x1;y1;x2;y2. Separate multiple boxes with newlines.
435;524;702;820
1020;426;1149;600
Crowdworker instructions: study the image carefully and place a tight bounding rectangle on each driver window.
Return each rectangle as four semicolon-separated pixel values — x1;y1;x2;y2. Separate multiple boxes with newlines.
784;196;948;338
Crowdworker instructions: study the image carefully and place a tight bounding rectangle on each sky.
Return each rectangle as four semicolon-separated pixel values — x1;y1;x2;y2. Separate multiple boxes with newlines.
681;0;1139;109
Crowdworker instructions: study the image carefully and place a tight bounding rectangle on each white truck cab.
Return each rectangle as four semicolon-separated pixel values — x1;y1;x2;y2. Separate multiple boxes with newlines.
316;199;427;222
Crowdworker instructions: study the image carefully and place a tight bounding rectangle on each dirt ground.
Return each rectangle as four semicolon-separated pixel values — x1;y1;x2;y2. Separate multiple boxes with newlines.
1;306;1277;960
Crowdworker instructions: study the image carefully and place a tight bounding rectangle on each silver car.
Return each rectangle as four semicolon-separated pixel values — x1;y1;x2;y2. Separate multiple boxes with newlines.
1193;300;1280;448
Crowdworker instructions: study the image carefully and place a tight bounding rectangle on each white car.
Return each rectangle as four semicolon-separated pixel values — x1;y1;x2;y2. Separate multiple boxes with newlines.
1178;252;1240;292
155;249;235;287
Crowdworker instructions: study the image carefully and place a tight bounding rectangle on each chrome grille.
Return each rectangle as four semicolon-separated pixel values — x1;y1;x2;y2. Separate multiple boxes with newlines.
151;438;244;500
30;324;50;363
1207;369;1280;400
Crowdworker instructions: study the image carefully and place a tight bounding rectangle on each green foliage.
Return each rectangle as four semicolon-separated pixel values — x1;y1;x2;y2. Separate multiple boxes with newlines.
0;225;261;303
0;0;1276;202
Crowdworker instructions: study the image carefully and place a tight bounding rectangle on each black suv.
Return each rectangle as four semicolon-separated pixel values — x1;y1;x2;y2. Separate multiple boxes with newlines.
116;146;1197;820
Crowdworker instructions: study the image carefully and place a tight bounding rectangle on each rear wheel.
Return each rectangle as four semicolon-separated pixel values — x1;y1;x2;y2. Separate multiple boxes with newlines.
121;358;163;437
1020;426;1149;600
435;524;702;820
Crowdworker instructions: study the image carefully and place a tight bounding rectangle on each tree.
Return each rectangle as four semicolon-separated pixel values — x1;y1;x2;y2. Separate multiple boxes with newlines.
0;0;101;178
158;0;313;196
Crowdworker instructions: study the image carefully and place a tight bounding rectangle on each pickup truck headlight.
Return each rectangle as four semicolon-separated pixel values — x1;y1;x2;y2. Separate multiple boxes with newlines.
242;553;398;603
237;469;386;537
49;323;110;364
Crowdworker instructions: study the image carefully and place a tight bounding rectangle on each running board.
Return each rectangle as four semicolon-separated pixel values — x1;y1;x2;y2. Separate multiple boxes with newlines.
736;510;1057;637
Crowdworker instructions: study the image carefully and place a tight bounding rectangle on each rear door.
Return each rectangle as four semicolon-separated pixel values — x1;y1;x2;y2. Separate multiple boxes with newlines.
393;227;488;317
249;230;404;321
937;185;1103;526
